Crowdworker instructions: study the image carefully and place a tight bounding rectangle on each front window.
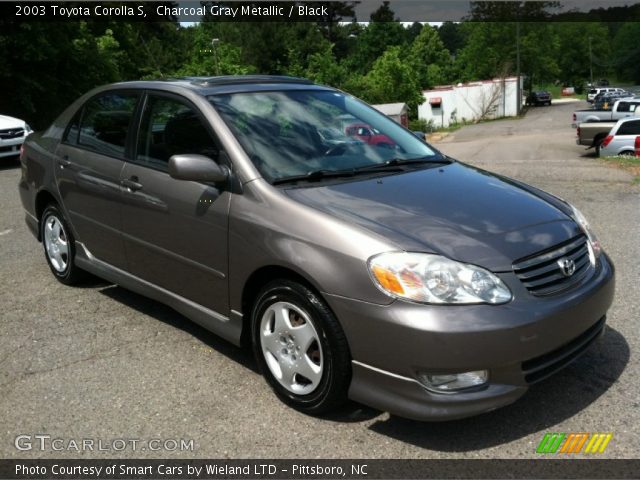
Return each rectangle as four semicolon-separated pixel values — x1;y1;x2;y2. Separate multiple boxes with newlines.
209;89;440;183
136;95;220;171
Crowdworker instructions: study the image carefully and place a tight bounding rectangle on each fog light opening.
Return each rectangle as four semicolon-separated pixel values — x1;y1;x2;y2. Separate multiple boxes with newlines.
418;370;488;393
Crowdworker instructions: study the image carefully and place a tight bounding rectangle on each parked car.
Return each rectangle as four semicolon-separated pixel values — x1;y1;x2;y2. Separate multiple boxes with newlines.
19;76;614;421
593;92;634;111
526;91;552;106
587;87;626;103
344;123;395;148
572;98;640;127
598;117;640;157
0;114;32;159
576;106;640;152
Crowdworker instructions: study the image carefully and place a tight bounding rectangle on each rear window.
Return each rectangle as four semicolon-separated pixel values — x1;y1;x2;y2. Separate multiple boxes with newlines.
617;120;640;136
78;92;139;158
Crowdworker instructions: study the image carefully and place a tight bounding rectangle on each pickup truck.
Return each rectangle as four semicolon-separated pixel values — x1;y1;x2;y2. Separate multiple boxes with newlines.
572;98;640;127
575;108;640;152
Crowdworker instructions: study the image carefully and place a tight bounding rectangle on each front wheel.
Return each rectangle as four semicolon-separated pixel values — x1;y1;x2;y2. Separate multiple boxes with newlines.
251;280;351;415
41;204;86;285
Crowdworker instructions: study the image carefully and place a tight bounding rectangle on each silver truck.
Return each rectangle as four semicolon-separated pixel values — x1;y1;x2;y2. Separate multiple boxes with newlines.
572;98;640;128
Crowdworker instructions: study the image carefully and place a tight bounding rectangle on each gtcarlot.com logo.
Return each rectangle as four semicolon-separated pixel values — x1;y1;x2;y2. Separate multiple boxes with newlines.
536;432;613;454
15;434;194;452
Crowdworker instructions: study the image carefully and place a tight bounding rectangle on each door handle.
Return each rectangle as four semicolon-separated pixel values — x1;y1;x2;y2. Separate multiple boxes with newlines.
58;155;71;168
121;177;143;192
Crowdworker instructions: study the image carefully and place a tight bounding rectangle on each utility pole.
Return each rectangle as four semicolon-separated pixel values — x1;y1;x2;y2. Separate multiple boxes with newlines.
211;38;220;76
516;21;521;115
588;36;593;86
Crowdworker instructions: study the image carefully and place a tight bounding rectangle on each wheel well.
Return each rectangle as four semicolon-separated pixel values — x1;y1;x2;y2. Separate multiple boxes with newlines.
593;132;608;147
34;190;57;240
240;266;321;346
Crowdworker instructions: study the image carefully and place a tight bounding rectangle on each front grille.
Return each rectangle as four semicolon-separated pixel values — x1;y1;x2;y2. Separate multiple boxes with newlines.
513;235;594;296
0;128;24;139
522;316;606;384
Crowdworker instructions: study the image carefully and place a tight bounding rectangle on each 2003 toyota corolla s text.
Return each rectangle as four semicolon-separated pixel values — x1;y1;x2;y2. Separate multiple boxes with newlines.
18;76;615;421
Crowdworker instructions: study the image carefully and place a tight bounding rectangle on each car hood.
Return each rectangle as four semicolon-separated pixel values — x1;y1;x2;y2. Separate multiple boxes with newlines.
0;115;26;129
284;162;581;271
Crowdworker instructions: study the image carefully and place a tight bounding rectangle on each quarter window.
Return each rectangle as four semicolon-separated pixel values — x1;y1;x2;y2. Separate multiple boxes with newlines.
78;93;138;157
136;95;219;171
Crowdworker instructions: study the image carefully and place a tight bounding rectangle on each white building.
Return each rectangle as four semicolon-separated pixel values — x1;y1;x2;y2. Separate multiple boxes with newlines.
418;77;521;128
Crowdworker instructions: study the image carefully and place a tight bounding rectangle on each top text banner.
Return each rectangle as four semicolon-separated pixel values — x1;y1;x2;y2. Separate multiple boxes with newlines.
4;0;640;22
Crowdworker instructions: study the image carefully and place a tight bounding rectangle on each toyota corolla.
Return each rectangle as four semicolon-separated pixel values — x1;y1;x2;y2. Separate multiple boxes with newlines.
18;76;615;420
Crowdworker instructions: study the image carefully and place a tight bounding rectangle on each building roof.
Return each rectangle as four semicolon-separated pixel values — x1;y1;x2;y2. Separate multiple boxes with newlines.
372;102;408;116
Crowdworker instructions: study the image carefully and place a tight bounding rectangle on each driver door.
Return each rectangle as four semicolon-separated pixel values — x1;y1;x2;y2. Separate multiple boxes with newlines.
119;92;230;314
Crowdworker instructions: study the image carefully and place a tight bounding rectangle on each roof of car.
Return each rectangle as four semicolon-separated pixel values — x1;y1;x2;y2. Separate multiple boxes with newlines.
108;76;330;96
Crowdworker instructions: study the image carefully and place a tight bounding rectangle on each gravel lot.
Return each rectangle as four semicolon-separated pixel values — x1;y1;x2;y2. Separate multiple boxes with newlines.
1;101;638;459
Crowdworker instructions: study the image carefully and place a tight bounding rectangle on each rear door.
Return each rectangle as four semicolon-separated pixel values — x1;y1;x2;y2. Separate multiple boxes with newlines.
55;91;140;268
119;91;230;313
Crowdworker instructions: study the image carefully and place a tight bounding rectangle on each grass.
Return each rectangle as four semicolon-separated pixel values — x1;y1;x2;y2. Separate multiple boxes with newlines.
599;154;640;182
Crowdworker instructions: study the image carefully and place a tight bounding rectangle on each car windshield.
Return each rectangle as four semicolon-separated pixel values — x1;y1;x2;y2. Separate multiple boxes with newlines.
209;89;440;183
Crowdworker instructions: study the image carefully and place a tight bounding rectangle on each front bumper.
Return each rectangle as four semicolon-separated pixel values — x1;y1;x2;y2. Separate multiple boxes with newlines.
0;135;25;158
326;254;615;421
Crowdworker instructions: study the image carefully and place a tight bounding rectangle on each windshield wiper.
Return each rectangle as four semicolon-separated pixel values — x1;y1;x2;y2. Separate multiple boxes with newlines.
353;156;451;172
272;156;452;186
272;169;358;185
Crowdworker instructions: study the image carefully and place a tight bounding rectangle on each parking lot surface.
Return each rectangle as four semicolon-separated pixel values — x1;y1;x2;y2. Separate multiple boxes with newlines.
1;101;638;459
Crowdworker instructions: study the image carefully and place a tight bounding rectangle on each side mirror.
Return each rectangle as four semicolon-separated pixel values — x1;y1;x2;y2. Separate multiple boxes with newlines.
168;154;228;183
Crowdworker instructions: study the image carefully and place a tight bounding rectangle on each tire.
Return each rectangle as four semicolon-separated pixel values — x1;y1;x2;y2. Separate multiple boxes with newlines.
251;279;351;415
618;151;634;157
40;204;86;285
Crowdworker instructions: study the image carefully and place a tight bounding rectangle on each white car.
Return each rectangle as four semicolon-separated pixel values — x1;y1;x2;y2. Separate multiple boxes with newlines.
599;117;640;157
0;114;33;159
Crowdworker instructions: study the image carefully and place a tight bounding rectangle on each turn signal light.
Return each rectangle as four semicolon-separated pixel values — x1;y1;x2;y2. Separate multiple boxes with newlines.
371;265;405;295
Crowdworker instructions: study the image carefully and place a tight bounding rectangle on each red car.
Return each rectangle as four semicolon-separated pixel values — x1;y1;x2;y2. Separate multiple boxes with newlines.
345;123;395;148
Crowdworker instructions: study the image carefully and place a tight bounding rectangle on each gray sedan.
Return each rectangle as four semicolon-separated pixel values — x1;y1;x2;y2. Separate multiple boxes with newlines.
18;76;614;421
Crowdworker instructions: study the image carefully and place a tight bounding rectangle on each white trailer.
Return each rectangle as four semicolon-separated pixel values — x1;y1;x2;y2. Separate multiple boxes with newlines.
418;76;521;128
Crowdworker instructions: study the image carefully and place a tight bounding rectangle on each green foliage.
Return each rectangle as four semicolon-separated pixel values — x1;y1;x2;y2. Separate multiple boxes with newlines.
1;1;637;130
611;22;640;83
408;118;431;132
408;25;452;89
362;46;423;110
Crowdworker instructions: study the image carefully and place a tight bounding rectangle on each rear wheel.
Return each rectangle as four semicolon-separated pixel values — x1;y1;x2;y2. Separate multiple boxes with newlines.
41;204;86;285
251;279;351;415
618;151;635;157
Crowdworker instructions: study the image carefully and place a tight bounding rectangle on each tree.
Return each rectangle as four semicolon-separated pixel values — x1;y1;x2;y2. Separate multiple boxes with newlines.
610;22;640;83
437;22;466;56
348;1;407;73
408;25;452;89
363;46;423;110
176;24;255;76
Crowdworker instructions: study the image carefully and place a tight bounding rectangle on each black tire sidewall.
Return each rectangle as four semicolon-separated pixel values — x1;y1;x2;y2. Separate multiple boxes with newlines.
250;281;349;413
41;205;77;283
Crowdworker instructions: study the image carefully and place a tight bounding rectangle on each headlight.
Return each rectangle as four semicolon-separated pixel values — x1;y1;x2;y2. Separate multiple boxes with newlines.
368;252;512;304
24;124;33;134
569;204;601;262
